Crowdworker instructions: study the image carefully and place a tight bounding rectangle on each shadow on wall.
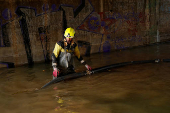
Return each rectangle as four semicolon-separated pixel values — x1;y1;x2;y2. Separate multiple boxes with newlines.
77;40;91;56
1;24;10;47
103;41;111;52
38;26;50;62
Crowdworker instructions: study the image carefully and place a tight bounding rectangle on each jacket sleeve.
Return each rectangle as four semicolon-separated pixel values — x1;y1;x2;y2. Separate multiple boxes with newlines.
52;43;62;68
74;44;86;64
53;43;62;58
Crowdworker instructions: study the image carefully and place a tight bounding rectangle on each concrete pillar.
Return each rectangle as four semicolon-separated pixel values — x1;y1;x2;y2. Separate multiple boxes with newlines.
156;0;160;42
145;0;151;44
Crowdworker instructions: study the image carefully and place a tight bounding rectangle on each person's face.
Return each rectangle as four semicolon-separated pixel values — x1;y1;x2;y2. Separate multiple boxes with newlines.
66;37;73;44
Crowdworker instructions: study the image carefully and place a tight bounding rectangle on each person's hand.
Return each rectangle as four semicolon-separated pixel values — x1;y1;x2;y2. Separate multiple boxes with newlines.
85;64;92;71
53;68;59;77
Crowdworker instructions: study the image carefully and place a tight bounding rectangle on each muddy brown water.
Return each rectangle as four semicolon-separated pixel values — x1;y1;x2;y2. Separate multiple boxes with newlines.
0;42;170;113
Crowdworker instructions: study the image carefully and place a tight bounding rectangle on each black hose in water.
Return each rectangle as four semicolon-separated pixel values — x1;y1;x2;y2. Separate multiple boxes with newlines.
41;72;86;89
163;59;170;62
92;59;160;73
92;62;132;73
41;59;161;89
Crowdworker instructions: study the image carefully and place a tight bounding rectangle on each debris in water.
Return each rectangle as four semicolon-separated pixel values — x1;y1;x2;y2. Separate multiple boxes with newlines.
56;96;60;98
53;87;58;90
57;98;64;103
55;106;60;111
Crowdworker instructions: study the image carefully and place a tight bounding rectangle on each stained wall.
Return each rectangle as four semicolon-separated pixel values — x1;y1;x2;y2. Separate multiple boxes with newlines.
0;0;169;68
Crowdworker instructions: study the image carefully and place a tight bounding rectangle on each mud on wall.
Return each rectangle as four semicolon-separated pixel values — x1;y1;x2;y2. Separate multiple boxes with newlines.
0;0;169;67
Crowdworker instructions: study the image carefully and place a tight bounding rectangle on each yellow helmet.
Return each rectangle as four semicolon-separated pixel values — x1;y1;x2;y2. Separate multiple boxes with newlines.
64;27;75;38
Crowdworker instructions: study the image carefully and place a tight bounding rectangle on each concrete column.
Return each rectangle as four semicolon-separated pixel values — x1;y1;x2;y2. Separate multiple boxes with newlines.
156;0;160;42
145;0;150;44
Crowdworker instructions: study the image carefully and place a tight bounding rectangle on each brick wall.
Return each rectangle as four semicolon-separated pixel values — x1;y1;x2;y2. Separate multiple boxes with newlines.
0;0;169;68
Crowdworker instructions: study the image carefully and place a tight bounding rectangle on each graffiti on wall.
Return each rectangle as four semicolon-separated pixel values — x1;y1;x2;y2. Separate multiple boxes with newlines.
42;4;49;12
38;26;50;62
0;0;169;66
2;8;12;20
78;8;147;34
1;24;10;47
78;7;147;52
103;35;142;52
0;0;94;65
0;8;12;47
18;10;34;65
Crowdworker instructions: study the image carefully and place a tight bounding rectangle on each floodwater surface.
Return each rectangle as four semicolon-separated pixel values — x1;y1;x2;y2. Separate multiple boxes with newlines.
0;42;170;113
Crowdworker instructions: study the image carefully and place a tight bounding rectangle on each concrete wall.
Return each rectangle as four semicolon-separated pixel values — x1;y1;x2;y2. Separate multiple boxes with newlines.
0;0;170;68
